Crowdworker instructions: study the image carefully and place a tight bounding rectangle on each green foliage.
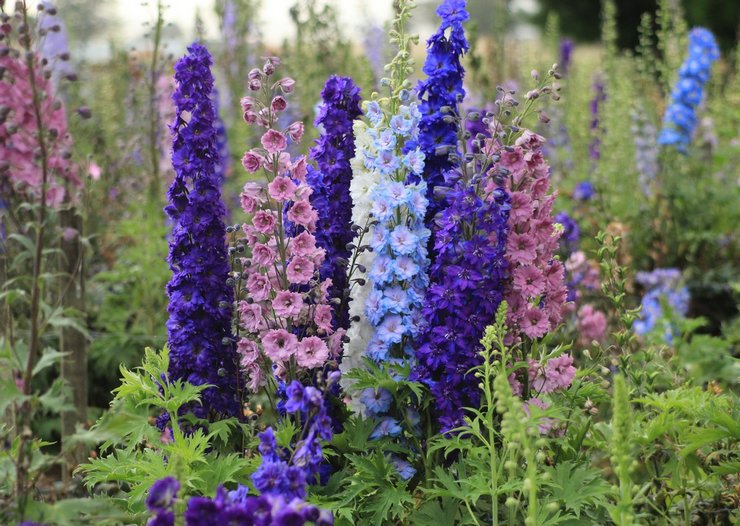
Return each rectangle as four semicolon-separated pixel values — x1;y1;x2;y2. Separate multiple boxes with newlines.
78;347;253;512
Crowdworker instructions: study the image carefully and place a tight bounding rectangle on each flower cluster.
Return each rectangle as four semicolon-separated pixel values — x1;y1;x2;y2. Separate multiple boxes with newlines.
658;28;720;153
559;38;574;76
342;120;381;376
236;58;342;391
576;304;608;345
145;476;179;526
37;1;76;88
510;353;577;435
344;100;429;378
501;131;568;341
413;0;469;229
588;76;606;167
305;76;363;331
414;178;510;431
164;43;237;417
364;174;430;363
0;48;80;207
253;378;337;493
555;211;579;254
631;108;659;196
145;478;333;526
633;268;690;342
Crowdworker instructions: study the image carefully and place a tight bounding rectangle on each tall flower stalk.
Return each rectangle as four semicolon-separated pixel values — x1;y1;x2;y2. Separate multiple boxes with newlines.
657;28;719;153
413;112;510;432
413;0;469;248
235;58;342;395
305;76;363;332
165;43;237;418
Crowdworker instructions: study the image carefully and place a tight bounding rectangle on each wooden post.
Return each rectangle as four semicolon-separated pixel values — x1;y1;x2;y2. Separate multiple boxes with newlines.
59;206;87;478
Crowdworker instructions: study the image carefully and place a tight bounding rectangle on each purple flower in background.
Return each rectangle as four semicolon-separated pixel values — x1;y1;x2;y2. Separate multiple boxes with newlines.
588;76;606;167
572;181;595;201
363;24;387;83
559;38;574;75
633;268;690;342
631;109;659;196
555;211;579;250
165;43;238;418
36;1;75;88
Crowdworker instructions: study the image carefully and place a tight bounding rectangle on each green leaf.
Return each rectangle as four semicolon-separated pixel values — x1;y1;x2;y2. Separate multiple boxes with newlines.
545;462;611;518
32;349;67;376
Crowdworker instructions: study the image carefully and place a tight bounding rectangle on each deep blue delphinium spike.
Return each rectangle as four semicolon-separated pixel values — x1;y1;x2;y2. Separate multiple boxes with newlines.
165;43;238;418
658;28;719;153
412;0;469;236
306;76;363;331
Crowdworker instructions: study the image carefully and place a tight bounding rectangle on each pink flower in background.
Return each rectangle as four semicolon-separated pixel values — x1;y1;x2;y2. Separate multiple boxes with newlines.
62;227;78;242
0;52;81;207
522;397;554;434
88;162;101;181
577;304;608;344
261;129;287;154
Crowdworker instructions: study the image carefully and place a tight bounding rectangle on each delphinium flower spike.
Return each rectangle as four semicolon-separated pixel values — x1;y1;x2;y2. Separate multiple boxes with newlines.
500;131;568;343
344;0;425;378
413;128;511;431
657;28;719;153
235;57;342;394
305;76;363;332
413;0;469;250
165;42;238;418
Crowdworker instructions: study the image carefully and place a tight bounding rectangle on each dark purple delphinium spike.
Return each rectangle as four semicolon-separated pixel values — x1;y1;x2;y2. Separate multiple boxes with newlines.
413;181;510;432
559;38;574;76
588;76;606;167
305;76;362;331
165;43;238;418
212;88;230;183
413;0;469;238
